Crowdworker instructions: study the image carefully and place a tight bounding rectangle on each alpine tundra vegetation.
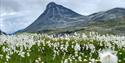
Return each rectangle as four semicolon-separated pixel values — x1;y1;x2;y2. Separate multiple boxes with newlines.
0;32;125;63
1;1;125;63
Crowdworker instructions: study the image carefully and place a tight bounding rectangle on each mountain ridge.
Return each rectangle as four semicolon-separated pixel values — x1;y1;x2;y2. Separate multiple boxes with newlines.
16;2;125;35
88;7;125;21
21;2;88;33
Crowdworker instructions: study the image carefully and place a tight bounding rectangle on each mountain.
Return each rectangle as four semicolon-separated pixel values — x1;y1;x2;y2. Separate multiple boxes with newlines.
0;30;5;35
88;8;125;21
21;2;88;33
85;8;125;35
18;2;125;35
0;30;2;35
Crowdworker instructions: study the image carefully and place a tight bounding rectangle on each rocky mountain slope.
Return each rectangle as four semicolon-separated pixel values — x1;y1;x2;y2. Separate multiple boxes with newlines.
86;8;125;35
18;2;125;35
21;2;88;33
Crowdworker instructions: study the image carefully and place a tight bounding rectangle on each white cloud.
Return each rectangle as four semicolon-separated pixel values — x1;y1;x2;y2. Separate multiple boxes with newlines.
0;0;125;33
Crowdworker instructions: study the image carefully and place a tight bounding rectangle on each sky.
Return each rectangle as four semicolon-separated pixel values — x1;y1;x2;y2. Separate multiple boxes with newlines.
0;0;125;34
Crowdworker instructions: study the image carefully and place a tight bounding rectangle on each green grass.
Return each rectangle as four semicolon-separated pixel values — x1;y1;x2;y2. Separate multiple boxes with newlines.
0;33;125;63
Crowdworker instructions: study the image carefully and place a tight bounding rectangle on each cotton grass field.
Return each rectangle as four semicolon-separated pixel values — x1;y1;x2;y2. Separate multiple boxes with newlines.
0;32;125;63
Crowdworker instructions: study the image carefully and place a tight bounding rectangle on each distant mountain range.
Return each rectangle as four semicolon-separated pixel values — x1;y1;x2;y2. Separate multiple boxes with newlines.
16;2;125;35
0;30;2;35
88;8;125;21
0;30;6;35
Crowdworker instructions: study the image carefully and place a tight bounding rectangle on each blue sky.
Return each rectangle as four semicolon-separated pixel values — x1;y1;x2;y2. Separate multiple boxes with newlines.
0;0;125;33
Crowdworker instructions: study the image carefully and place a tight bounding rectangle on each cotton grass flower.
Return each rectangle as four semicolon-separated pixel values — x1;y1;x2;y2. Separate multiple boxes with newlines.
99;50;118;63
0;32;125;63
64;59;68;63
18;51;25;58
74;43;81;51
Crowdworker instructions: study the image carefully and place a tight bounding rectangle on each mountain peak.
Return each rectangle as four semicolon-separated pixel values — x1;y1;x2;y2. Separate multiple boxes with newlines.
21;2;86;33
47;2;58;8
43;2;81;18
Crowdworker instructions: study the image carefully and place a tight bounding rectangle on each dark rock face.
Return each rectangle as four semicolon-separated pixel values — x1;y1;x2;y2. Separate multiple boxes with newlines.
45;2;81;17
18;2;125;35
22;2;87;33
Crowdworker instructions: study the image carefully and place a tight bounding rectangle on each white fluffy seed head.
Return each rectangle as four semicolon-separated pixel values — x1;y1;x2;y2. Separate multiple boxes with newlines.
99;51;118;63
74;43;81;51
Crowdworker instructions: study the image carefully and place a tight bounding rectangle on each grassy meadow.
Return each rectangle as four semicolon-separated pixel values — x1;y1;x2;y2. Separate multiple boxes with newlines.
0;32;125;63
